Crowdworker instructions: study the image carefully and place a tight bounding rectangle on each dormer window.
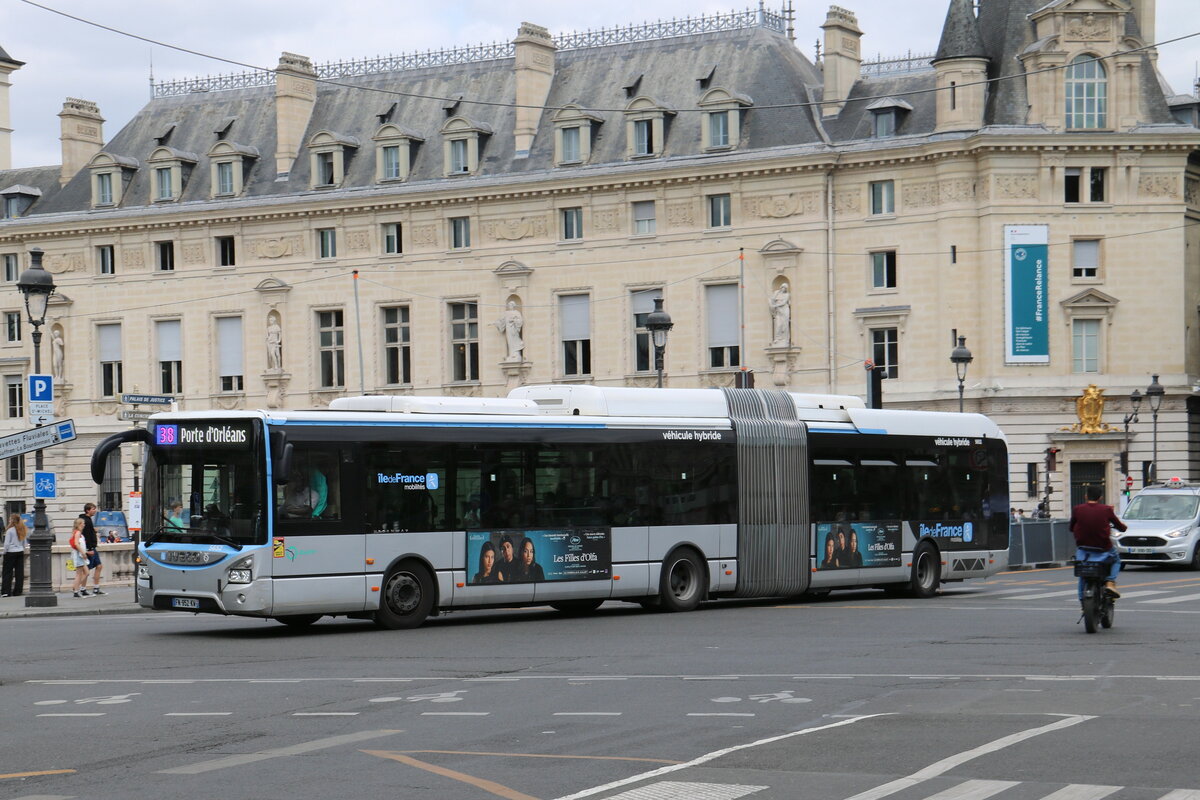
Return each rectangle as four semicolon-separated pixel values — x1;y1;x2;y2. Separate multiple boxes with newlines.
86;152;140;209
307;131;360;189
0;185;41;219
440;117;492;176
552;105;601;166
373;121;426;184
207;141;259;198
697;88;751;151
146;146;199;203
624;97;675;160
1065;54;1107;130
866;97;913;139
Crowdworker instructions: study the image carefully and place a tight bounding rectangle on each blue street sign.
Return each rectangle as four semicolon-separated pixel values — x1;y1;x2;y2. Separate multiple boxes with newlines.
29;374;53;403
56;420;76;442
34;471;56;499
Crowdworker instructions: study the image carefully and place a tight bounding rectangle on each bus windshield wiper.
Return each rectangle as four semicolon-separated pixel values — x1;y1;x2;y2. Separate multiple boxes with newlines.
202;530;243;551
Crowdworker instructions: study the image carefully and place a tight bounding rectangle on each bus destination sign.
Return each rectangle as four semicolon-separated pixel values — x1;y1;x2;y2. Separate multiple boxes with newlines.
153;422;253;448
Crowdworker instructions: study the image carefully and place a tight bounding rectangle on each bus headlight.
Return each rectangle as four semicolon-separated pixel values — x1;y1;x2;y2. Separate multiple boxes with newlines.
226;556;254;584
137;564;150;580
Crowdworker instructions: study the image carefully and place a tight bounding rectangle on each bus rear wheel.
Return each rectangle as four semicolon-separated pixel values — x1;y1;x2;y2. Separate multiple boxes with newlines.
275;614;322;628
375;562;434;630
659;549;706;612
909;542;941;598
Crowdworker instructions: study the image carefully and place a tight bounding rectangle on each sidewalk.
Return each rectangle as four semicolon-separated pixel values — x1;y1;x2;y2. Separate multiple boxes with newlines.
0;585;147;619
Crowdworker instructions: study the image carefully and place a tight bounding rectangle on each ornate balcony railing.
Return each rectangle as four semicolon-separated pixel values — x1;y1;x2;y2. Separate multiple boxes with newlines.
861;51;935;77
153;6;787;97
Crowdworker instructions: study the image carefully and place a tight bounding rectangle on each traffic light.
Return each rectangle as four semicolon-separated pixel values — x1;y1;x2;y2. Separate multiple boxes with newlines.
1119;450;1129;475
1044;447;1059;472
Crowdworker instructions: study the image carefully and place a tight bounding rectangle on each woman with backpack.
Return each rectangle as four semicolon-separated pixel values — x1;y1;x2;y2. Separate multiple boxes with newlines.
69;517;91;598
2;512;27;596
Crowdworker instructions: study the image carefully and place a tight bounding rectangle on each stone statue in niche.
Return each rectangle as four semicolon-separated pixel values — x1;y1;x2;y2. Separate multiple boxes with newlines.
494;300;524;362
51;327;66;379
769;282;791;347
266;313;283;372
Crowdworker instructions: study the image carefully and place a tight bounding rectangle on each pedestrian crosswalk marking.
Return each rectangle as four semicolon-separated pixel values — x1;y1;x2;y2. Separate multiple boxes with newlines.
1038;784;1120;799
922;779;1018;799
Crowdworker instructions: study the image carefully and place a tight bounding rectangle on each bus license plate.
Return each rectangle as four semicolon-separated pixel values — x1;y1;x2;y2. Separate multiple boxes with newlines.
171;597;200;609
1127;547;1154;555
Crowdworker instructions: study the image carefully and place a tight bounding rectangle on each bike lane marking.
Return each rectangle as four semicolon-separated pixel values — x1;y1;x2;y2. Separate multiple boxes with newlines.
921;779;1018;799
840;714;1094;800
1039;785;1120;799
1143;592;1200;605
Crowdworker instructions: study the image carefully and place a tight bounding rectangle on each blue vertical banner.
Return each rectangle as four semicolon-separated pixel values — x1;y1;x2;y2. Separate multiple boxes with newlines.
1005;225;1050;363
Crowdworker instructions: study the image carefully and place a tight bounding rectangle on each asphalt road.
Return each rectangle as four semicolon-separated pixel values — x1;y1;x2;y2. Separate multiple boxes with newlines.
3;565;1199;800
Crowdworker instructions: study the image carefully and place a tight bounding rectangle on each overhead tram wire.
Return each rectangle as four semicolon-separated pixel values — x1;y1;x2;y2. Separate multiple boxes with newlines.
19;0;1200;118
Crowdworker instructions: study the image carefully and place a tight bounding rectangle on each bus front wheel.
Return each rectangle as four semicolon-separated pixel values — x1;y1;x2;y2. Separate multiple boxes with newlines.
659;549;706;612
909;542;941;598
376;562;435;630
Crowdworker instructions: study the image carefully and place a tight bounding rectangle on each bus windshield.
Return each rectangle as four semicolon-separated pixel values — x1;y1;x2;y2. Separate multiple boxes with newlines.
1123;493;1200;521
142;420;267;547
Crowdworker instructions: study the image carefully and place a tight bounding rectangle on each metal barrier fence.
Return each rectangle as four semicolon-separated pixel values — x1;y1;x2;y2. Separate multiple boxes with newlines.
1008;520;1074;567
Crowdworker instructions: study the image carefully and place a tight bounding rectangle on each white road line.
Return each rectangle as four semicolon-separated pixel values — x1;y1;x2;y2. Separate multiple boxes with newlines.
553;712;623;716
1026;677;1096;682
687;713;755;717
1159;791;1200;799
353;678;413;682
1039;784;1121;799
553;714;886;800
463;677;518;682
841;715;1093;800
1003;590;1081;600
156;729;402;775
292;712;360;716
984;587;1065;596
1143;592;1200;605
142;680;195;684
922;779;1019;799
164;712;232;717
36;713;104;717
1108;590;1170;599
420;712;489;716
6;795;76;800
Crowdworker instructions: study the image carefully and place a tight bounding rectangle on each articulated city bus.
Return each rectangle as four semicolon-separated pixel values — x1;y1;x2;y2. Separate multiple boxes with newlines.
91;385;1009;629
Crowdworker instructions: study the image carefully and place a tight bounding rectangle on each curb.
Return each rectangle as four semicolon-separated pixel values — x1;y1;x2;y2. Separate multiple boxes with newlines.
0;603;152;619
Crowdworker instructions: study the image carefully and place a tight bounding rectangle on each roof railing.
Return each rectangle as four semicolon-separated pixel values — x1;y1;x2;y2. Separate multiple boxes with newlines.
152;6;786;98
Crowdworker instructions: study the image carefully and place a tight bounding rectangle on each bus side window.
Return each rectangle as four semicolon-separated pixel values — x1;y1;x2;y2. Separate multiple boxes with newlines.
277;445;342;521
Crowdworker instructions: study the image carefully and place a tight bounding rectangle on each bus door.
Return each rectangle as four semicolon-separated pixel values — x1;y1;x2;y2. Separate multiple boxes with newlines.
271;441;367;614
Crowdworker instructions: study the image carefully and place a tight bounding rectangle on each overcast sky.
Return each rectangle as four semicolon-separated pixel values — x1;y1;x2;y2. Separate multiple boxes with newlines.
3;0;1197;169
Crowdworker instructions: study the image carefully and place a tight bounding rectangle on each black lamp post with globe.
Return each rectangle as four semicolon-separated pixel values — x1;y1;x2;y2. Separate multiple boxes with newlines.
17;247;58;608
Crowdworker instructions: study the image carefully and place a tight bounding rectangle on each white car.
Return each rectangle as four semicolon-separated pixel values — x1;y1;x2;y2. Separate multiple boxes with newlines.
1115;478;1200;570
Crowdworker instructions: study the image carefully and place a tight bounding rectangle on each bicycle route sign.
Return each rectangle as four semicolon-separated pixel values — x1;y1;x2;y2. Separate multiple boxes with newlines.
0;419;77;460
34;471;56;499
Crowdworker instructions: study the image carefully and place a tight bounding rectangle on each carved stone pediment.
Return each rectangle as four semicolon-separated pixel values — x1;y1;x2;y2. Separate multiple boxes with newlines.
1060;287;1118;310
255;277;292;297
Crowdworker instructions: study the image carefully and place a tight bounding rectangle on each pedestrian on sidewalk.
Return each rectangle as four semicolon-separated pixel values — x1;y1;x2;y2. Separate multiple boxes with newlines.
69;517;91;598
79;503;106;596
2;512;28;596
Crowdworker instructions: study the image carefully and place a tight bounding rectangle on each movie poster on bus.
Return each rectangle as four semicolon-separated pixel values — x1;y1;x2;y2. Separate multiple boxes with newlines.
815;522;901;569
466;528;611;584
1004;224;1050;364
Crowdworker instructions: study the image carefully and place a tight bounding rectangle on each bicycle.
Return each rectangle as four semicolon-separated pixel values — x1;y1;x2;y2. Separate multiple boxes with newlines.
1074;550;1116;634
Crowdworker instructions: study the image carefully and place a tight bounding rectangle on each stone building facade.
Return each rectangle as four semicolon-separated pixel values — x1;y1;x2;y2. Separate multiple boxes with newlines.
0;0;1198;526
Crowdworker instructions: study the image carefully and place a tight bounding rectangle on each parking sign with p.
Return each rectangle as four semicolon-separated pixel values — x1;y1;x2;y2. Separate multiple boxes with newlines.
29;374;53;403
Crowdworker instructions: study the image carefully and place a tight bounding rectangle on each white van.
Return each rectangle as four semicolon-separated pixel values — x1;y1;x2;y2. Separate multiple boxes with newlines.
1115;478;1200;570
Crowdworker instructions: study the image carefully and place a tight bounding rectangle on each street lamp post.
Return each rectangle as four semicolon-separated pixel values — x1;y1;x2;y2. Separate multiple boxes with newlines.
1145;374;1165;484
1121;388;1141;483
949;335;973;413
644;298;673;389
17;247;58;608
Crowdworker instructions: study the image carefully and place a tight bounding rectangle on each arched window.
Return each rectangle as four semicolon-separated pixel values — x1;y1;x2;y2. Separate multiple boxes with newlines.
1065;54;1107;129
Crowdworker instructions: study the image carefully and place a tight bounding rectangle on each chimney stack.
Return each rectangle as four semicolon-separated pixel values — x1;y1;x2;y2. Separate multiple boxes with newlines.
58;98;104;185
0;46;24;171
820;5;863;117
512;23;555;158
274;52;317;177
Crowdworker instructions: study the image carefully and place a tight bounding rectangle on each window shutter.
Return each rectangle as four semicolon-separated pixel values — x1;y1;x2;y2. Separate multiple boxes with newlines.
98;324;122;361
156;320;181;362
706;284;739;347
217;317;243;377
559;295;590;341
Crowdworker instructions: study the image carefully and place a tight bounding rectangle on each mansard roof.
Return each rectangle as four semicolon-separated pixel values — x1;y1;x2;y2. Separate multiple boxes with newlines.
0;43;22;67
